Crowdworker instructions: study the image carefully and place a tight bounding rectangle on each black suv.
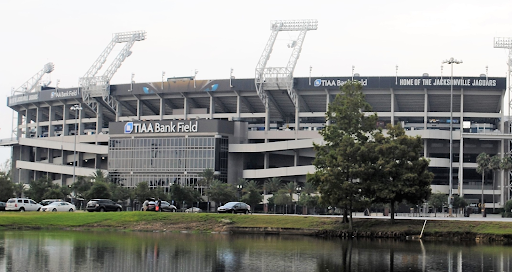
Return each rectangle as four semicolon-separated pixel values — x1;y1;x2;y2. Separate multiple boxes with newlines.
86;199;123;212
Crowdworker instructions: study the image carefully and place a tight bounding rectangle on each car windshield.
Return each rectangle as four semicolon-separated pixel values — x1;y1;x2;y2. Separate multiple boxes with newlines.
223;202;239;208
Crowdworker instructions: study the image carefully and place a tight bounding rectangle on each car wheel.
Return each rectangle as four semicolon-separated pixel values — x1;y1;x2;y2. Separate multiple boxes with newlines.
52;208;57;212
69;208;74;212
116;207;122;212
232;210;235;214
245;210;248;214
172;209;176;212
19;207;25;212
100;207;105;212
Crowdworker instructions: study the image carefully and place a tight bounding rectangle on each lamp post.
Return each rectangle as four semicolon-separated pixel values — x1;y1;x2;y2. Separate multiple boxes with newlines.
237;184;243;201
442;57;462;217
296;186;301;214
70;104;82;192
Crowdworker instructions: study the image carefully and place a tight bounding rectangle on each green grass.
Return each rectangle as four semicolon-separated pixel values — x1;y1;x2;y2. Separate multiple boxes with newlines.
2;212;512;237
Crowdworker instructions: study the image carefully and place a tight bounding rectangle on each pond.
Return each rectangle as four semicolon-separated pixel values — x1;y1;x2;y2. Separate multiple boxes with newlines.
0;230;511;271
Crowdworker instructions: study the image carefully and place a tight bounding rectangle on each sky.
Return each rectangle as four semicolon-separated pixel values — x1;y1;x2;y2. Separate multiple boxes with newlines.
0;0;511;165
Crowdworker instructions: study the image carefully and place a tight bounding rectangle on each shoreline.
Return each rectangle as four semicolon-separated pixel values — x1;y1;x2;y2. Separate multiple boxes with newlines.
1;212;512;242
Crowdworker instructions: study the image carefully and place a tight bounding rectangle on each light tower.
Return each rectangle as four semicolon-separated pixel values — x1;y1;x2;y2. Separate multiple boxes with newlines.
442;57;462;217
254;19;318;131
494;37;512;201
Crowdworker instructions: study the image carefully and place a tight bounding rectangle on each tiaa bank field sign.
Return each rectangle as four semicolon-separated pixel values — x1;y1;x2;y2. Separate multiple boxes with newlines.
124;121;198;134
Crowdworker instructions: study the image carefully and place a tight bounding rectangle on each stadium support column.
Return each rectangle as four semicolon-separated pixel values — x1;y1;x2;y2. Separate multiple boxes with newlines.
325;89;331;125
183;96;189;121
35;106;42;137
62;106;69;136
16;110;23;140
96;104;103;135
159;97;164;120
136;98;141;120
424;89;428;130
116;101;122;122
209;94;214;119
49;106;55;137
459;89;464;196
295;98;299;140
390;88;395;125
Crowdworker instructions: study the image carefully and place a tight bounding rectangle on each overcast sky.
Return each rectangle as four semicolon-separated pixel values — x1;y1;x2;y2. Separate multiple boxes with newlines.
0;0;511;165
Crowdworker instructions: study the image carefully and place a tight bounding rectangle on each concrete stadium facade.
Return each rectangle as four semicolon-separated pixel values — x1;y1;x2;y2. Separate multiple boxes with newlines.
4;75;511;208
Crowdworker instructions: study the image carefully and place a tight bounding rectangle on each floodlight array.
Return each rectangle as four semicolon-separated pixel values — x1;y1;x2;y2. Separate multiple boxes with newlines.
494;37;512;49
270;20;318;31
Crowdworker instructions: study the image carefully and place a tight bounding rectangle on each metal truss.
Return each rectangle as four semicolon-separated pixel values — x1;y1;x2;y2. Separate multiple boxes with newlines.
255;20;317;108
80;31;146;113
11;62;54;139
494;37;512;199
12;62;54;94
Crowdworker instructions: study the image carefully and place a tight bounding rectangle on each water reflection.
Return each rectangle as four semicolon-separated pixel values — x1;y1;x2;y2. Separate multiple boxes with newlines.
0;230;511;271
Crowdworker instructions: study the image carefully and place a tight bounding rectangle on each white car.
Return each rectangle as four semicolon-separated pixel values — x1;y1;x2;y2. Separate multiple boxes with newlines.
5;198;42;212
40;201;76;212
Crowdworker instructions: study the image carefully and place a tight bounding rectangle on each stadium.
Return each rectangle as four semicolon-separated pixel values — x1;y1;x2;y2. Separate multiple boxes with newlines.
4;23;512;210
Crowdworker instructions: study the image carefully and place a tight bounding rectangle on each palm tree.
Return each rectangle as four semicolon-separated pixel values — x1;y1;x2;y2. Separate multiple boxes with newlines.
265;177;282;194
489;155;501;212
199;168;217;212
476;153;490;215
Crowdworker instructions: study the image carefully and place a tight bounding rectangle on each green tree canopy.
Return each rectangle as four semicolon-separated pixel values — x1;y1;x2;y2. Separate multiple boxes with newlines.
85;181;112;200
208;180;236;206
363;124;433;223
0;172;14;201
170;184;202;208
25;176;58;202
134;181;152;202
428;193;447;216
308;80;378;229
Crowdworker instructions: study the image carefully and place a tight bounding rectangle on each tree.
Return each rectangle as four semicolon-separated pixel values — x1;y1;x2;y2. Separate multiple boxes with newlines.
25;176;55;202
85;181;112;200
109;182;132;202
0;172;14;201
503;199;512;218
208;180;236;206
134;181;153;203
264;177;282;194
452;195;467;210
269;189;293;213
241;181;263;210
428;193;447;217
199;168;217;212
170;184;202;209
365;124;433;223
71;176;93;200
308;80;378;230
489;155;501;212
476;152;490;214
92;169;109;183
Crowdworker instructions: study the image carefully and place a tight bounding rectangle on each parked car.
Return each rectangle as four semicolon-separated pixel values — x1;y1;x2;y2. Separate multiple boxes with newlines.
5;198;42;212
146;200;177;212
0;201;5;211
185;207;202;213
40;201;76;212
86;199;123;212
217;202;251;214
40;199;64;206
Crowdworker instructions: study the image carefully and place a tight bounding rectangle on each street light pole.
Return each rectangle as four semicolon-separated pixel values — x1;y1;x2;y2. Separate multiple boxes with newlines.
237;184;242;201
442;57;462;217
71;104;82;191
